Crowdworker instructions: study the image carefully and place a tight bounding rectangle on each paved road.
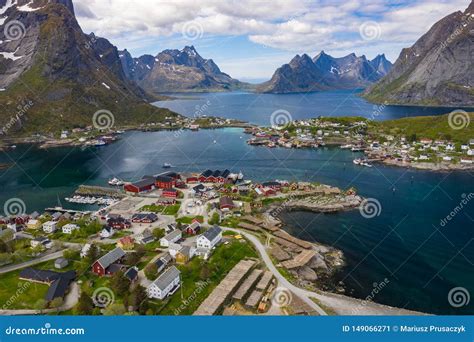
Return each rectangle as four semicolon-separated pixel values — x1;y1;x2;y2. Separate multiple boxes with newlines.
221;227;327;315
0;251;64;275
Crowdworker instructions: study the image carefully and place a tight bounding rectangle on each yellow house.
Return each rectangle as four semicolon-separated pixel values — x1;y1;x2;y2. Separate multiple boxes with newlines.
117;236;135;250
27;219;41;230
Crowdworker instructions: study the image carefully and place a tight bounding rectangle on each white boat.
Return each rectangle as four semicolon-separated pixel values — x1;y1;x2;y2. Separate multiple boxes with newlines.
353;158;362;165
340;144;352;149
351;146;364;152
237;171;244;180
163;163;172;169
108;177;124;186
95;139;106;147
361;162;373;168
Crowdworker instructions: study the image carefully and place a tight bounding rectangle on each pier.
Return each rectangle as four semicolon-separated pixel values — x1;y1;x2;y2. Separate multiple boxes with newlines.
75;185;126;198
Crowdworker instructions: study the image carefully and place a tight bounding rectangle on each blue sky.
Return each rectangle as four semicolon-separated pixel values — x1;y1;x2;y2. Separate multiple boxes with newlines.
74;0;471;81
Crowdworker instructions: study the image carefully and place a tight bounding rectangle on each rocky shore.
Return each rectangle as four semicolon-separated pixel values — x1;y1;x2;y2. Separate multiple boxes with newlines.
380;158;474;171
284;194;363;213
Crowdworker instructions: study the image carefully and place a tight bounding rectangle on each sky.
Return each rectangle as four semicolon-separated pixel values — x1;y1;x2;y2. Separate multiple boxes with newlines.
73;0;471;82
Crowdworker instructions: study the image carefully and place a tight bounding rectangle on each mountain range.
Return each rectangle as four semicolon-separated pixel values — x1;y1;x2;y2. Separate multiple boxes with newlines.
119;46;246;93
364;1;474;106
0;0;176;135
257;52;392;93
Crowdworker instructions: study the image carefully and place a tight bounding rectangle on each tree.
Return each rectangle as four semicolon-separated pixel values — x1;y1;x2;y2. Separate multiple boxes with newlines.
152;228;165;240
76;292;94;315
199;264;211;280
103;303;126;316
125;252;141;266
49;297;64;312
34;299;47;313
110;271;130;297
144;263;158;280
129;284;147;311
63;248;80;260
85;244;99;264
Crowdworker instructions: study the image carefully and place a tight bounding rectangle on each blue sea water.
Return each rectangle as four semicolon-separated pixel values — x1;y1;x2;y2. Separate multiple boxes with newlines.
152;90;470;125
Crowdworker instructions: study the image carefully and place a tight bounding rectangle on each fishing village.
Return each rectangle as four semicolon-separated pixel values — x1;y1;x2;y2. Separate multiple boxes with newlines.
0;159;421;317
245;115;474;171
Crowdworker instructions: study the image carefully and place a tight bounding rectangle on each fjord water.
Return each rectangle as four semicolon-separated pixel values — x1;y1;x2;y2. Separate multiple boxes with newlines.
1;128;472;314
153;90;464;124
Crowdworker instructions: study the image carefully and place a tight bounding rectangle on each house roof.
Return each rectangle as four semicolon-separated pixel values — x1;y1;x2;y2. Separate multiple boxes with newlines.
19;268;76;301
151;266;180;291
262;181;281;187
178;246;192;257
202;225;222;242
156;175;173;183
131;177;156;188
220;196;234;207
162;230;181;242
96;247;126;269
201;170;213;177
124;267;138;281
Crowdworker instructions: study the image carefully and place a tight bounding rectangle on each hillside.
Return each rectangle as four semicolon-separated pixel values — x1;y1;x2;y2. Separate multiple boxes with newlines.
364;1;474;106
258;51;392;93
0;0;177;136
120;46;249;93
369;112;474;143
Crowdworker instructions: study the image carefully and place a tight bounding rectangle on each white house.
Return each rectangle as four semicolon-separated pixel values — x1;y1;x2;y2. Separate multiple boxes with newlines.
31;237;53;249
196;225;222;250
100;227;115;238
160;230;182;247
62;223;80;234
467;149;474;156
43;221;57;234
80;243;91;258
147;266;181;300
442;156;452;162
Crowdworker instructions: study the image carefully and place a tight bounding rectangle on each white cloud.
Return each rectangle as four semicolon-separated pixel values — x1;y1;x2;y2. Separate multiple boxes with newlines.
73;0;471;78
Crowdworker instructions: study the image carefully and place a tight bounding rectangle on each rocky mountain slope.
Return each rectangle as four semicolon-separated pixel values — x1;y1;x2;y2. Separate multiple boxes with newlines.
0;0;176;136
364;1;474;106
120;46;247;93
257;51;392;93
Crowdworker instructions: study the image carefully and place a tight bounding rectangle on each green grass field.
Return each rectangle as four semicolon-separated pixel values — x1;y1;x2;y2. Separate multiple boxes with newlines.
370;112;474;143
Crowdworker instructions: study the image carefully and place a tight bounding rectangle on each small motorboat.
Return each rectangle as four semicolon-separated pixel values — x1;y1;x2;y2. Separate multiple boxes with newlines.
340;144;352;149
353;158;362;165
108;177;124;186
351;146;364;152
95;139;106;147
163;163;172;169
